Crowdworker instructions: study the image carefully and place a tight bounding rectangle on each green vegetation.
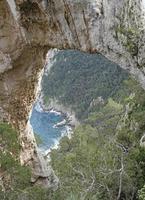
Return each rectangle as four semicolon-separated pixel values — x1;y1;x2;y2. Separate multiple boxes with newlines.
41;50;145;199
0;123;50;200
139;185;145;200
42;50;128;119
2;50;145;199
49;78;145;199
115;25;139;56
114;0;141;58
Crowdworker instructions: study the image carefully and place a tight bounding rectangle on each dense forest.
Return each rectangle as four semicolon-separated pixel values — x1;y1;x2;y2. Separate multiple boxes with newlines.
50;78;145;200
42;50;128;120
1;51;145;199
42;51;145;199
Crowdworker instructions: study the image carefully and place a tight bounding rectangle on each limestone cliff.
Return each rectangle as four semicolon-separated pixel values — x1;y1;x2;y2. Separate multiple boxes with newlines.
0;0;145;187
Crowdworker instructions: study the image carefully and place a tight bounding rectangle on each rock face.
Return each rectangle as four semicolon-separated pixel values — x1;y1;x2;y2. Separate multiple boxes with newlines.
0;0;145;186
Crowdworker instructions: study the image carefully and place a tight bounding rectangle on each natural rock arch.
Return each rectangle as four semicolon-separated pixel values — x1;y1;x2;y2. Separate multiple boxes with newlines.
0;0;145;185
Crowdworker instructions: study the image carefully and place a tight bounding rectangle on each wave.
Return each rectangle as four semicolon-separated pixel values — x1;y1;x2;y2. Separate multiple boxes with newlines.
52;138;60;150
35;102;43;113
44;125;73;158
53;119;67;128
49;109;61;115
43;138;60;159
33;107;73;159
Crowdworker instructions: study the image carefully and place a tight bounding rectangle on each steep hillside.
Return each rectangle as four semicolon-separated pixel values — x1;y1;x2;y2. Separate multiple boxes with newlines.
0;0;145;196
0;123;52;199
39;50;145;199
49;74;145;200
42;50;128;120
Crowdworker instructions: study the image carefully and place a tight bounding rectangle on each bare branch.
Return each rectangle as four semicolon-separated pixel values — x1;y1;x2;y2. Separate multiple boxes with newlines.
117;154;124;200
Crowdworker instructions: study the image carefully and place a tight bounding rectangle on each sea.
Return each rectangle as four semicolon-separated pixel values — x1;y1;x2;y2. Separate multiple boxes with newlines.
30;102;72;155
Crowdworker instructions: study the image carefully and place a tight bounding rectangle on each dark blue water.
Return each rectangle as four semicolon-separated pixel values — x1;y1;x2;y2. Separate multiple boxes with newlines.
30;105;70;152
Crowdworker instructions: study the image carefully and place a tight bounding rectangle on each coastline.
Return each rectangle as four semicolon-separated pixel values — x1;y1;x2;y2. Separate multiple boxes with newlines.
33;95;80;158
38;95;80;128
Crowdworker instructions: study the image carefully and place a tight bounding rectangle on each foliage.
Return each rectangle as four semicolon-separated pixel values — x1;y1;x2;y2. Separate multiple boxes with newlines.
114;0;141;58
115;25;139;56
42;50;128;119
0;123;20;157
47;72;145;199
0;123;50;199
40;50;145;199
139;185;145;200
2;50;145;199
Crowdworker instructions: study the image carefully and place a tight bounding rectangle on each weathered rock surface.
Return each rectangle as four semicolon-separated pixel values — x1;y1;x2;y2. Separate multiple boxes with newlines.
0;0;145;187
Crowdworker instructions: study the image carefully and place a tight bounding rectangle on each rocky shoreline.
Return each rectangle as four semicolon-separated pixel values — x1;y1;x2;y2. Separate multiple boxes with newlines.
37;95;80;128
33;95;80;159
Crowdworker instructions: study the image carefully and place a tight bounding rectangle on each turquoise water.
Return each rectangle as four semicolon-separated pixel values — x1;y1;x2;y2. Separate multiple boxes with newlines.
30;104;70;153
